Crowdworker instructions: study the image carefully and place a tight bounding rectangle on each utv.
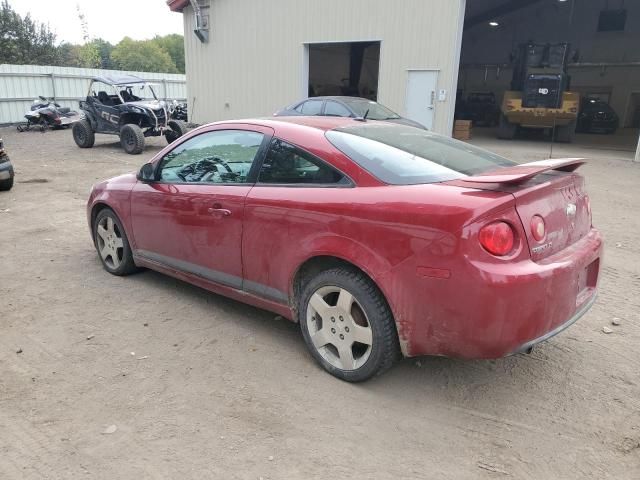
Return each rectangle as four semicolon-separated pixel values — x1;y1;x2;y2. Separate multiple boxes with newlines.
73;74;186;154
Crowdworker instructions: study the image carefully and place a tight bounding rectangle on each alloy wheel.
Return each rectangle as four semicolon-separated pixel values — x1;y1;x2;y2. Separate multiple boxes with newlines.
305;285;373;370
96;215;124;269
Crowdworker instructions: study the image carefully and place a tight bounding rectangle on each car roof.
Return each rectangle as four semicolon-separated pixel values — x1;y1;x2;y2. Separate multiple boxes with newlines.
92;74;147;86
300;96;375;103
225;116;374;132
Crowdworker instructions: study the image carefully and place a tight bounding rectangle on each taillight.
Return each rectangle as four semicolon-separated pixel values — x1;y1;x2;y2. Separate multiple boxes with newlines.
479;221;515;256
530;215;546;241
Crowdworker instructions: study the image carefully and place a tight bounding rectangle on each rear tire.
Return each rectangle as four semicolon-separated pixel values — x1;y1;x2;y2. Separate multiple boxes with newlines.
120;124;145;155
497;114;517;139
93;208;138;276
299;267;400;382
73;119;95;148
165;119;186;144
554;121;576;143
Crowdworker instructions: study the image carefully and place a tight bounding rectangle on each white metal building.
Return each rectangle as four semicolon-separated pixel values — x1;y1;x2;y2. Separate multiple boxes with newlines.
169;0;639;160
168;0;466;135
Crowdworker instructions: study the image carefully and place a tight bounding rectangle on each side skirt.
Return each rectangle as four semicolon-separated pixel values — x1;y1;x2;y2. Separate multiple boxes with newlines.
133;252;294;321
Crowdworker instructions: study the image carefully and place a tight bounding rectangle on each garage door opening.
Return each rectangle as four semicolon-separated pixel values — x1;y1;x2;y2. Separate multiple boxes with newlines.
307;42;380;100
456;0;640;155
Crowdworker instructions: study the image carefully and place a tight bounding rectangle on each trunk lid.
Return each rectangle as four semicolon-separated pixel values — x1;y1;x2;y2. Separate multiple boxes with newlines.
450;159;591;261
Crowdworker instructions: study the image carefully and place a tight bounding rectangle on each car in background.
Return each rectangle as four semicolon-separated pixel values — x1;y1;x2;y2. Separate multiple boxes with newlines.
274;96;427;129
577;98;619;134
0;137;14;191
87;116;602;382
455;92;501;126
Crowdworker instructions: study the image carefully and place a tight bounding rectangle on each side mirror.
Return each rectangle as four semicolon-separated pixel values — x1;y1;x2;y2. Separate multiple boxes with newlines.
137;163;156;183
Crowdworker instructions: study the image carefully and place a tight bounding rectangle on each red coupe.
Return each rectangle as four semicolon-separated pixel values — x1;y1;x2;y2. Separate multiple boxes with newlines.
87;117;602;381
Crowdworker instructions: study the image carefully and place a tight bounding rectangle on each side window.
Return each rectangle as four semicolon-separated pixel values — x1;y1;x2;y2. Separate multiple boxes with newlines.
258;138;348;185
324;101;352;117
159;130;264;184
300;100;324;115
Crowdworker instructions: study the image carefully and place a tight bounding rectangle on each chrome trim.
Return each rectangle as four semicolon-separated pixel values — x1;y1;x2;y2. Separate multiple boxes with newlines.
512;292;597;354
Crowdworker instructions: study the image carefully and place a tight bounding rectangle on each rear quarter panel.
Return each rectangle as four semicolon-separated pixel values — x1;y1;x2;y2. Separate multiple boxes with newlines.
242;183;514;355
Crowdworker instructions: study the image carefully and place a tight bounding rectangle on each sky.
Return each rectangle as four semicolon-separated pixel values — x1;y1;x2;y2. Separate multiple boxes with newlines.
11;0;184;45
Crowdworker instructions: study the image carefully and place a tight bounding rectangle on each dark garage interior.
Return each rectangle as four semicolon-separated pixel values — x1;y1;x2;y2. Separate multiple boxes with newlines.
307;41;380;100
457;0;640;151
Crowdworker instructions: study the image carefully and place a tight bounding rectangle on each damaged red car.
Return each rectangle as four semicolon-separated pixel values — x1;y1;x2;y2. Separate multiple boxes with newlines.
87;117;603;382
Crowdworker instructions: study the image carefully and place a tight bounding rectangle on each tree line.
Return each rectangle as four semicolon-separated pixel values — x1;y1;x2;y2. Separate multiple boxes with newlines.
0;0;185;74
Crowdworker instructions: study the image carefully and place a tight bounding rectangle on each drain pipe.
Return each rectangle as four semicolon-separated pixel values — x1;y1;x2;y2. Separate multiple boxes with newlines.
190;0;209;43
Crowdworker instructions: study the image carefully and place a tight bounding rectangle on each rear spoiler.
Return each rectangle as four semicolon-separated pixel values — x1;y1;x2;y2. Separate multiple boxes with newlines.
463;158;586;185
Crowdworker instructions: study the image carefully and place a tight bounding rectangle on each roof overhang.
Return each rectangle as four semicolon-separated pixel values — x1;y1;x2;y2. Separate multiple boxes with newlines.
167;0;190;12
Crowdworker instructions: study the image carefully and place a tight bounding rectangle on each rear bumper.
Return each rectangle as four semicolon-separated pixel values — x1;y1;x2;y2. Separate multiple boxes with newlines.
397;228;603;358
511;291;597;354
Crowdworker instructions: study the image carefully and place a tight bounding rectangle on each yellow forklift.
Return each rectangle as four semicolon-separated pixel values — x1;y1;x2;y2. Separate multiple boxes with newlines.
498;43;579;143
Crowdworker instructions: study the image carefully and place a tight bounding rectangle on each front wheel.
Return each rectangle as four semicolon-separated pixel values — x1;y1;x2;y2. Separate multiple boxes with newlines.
299;267;400;382
73;119;95;148
165;119;186;144
120;124;145;154
93;208;138;276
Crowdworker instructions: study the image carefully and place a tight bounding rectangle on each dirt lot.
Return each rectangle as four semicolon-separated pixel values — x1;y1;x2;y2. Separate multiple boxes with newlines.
1;125;639;479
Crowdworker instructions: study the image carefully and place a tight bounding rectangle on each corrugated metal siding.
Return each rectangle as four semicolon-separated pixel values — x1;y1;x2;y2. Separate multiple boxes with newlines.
0;64;186;124
182;0;465;134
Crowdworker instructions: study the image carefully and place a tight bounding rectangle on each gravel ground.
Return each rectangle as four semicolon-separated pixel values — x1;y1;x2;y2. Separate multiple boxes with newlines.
1;125;639;479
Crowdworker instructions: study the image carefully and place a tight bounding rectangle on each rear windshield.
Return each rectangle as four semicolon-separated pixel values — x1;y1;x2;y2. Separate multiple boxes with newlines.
325;124;514;185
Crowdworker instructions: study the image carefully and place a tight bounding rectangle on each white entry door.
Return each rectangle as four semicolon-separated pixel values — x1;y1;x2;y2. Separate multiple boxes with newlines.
405;70;438;130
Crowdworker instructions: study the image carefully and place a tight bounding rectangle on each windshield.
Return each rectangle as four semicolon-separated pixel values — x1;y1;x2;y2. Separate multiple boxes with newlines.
325;124;515;185
115;83;158;101
341;98;401;120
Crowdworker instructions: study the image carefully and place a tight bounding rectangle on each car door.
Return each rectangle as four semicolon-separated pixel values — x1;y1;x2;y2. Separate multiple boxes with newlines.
243;138;352;302
130;125;273;290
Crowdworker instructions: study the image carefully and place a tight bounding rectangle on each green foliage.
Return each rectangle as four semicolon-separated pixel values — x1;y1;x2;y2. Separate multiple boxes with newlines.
56;43;82;68
0;0;59;65
152;34;185;73
92;38;115;69
0;1;185;73
111;37;178;74
78;42;101;68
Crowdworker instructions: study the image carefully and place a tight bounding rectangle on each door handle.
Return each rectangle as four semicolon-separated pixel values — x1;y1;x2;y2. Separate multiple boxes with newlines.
207;207;231;217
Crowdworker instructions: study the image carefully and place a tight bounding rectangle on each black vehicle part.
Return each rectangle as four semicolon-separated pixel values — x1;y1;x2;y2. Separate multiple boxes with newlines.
120;124;145;154
73;120;95;148
0;175;14;191
554;120;576;143
165;119;186;144
498;114;518;140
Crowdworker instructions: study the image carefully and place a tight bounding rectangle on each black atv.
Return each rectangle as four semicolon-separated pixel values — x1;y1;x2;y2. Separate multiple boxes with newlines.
73;74;186;155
